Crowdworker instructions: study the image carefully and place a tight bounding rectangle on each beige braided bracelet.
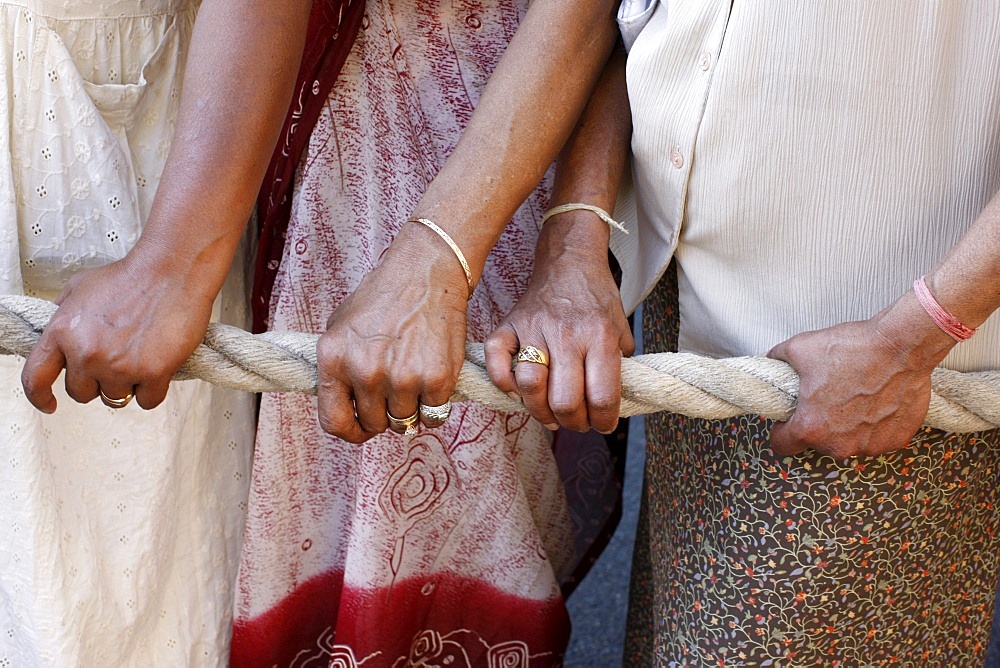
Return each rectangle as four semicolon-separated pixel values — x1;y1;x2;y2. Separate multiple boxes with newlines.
540;202;629;234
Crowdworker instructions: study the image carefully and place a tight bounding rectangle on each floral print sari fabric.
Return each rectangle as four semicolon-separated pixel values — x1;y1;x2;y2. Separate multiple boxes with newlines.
627;275;1000;666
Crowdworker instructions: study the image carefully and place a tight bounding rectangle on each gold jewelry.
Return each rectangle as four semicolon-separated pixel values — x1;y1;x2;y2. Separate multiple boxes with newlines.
540;203;629;234
512;345;549;371
418;401;452;426
99;388;134;409
387;409;420;435
408;217;476;298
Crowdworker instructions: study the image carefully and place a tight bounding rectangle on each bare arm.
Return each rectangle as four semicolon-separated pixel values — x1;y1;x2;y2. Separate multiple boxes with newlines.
22;0;312;411
485;43;634;434
316;0;623;442
404;2;623;274
768;195;1000;458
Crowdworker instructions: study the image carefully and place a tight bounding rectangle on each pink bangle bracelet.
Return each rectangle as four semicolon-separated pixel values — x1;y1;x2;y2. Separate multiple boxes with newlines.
912;275;976;342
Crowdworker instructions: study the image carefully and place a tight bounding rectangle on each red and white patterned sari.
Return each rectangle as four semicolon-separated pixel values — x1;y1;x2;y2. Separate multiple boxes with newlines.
231;1;621;664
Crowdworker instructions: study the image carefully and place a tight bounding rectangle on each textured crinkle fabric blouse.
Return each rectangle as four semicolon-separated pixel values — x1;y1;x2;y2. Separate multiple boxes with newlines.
615;0;1000;368
0;1;256;665
616;1;1000;665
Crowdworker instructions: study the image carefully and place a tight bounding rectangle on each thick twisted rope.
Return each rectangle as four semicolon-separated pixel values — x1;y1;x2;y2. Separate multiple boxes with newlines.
2;295;998;432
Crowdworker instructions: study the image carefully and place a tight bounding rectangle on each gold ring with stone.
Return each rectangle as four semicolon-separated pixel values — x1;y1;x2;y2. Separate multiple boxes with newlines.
512;345;549;371
418;401;452;426
387;409;420;435
99;388;134;409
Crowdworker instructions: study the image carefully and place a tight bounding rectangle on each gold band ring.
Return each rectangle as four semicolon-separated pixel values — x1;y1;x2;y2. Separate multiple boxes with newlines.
387;409;420;435
99;388;134;409
419;402;452;426
512;345;549;371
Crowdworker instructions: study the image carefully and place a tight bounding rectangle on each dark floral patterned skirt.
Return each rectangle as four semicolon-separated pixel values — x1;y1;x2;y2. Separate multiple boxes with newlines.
627;270;1000;666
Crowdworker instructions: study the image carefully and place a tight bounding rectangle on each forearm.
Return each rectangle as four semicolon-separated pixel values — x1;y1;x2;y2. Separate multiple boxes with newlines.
875;190;1000;368
539;42;630;260
923;194;1000;329
407;0;621;281
128;0;311;306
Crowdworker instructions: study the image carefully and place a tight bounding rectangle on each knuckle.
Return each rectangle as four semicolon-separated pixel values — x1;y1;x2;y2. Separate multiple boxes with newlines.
316;335;346;366
390;371;422;396
316;378;342;398
592;319;618;340
72;346;97;368
784;337;810;361
64;386;90;404
550;398;583;418
356;419;385;442
489;372;515;393
789;414;825;446
484;332;509;354
351;366;383;390
143;361;174;384
135;394;165;410
318;411;352;438
423;373;456;401
516;375;547;397
588;395;620;417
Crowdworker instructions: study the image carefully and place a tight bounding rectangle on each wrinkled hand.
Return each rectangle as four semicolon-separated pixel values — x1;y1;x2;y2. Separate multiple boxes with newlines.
316;227;470;443
485;232;634;434
22;254;215;412
766;300;955;459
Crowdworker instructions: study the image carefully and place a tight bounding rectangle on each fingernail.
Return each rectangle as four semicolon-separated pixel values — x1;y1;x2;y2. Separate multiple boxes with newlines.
507;391;521;403
598;421;620;435
544;423;559;431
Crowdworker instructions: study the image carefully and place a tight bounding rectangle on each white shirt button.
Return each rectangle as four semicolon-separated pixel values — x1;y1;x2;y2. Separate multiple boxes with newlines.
699;51;712;71
670;148;684;169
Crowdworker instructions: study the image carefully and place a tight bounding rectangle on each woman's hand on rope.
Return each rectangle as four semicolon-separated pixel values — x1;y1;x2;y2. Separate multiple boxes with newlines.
485;215;634;434
316;223;470;443
20;254;216;412
766;293;956;459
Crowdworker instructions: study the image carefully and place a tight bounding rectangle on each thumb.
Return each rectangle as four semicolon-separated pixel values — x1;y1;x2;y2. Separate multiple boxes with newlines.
485;323;520;399
768;418;808;457
21;332;66;413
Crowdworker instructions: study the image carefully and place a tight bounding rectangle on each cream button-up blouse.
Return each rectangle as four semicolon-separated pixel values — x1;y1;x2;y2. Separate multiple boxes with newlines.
612;0;1000;372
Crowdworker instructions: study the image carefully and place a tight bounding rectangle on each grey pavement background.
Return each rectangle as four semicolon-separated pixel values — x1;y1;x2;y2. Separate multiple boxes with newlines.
564;412;644;666
988;587;1000;667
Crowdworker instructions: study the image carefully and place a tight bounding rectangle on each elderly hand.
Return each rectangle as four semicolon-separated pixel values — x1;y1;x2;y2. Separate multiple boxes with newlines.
21;250;217;413
485;214;634;434
316;222;471;443
766;293;956;459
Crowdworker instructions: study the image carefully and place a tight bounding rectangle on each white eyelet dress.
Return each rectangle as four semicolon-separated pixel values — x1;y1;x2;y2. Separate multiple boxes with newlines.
0;1;255;666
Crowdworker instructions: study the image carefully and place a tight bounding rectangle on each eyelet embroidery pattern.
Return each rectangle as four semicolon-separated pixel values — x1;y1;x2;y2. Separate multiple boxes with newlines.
7;2;189;297
0;2;257;666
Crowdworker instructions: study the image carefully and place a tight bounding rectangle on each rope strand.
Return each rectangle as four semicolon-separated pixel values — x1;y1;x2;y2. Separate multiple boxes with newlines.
1;295;997;432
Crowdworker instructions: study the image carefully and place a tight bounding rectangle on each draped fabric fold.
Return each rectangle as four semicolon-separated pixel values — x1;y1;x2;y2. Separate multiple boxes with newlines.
252;0;366;333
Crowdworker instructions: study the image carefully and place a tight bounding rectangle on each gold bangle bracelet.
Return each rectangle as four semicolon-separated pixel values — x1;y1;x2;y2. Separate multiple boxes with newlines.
408;217;476;299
